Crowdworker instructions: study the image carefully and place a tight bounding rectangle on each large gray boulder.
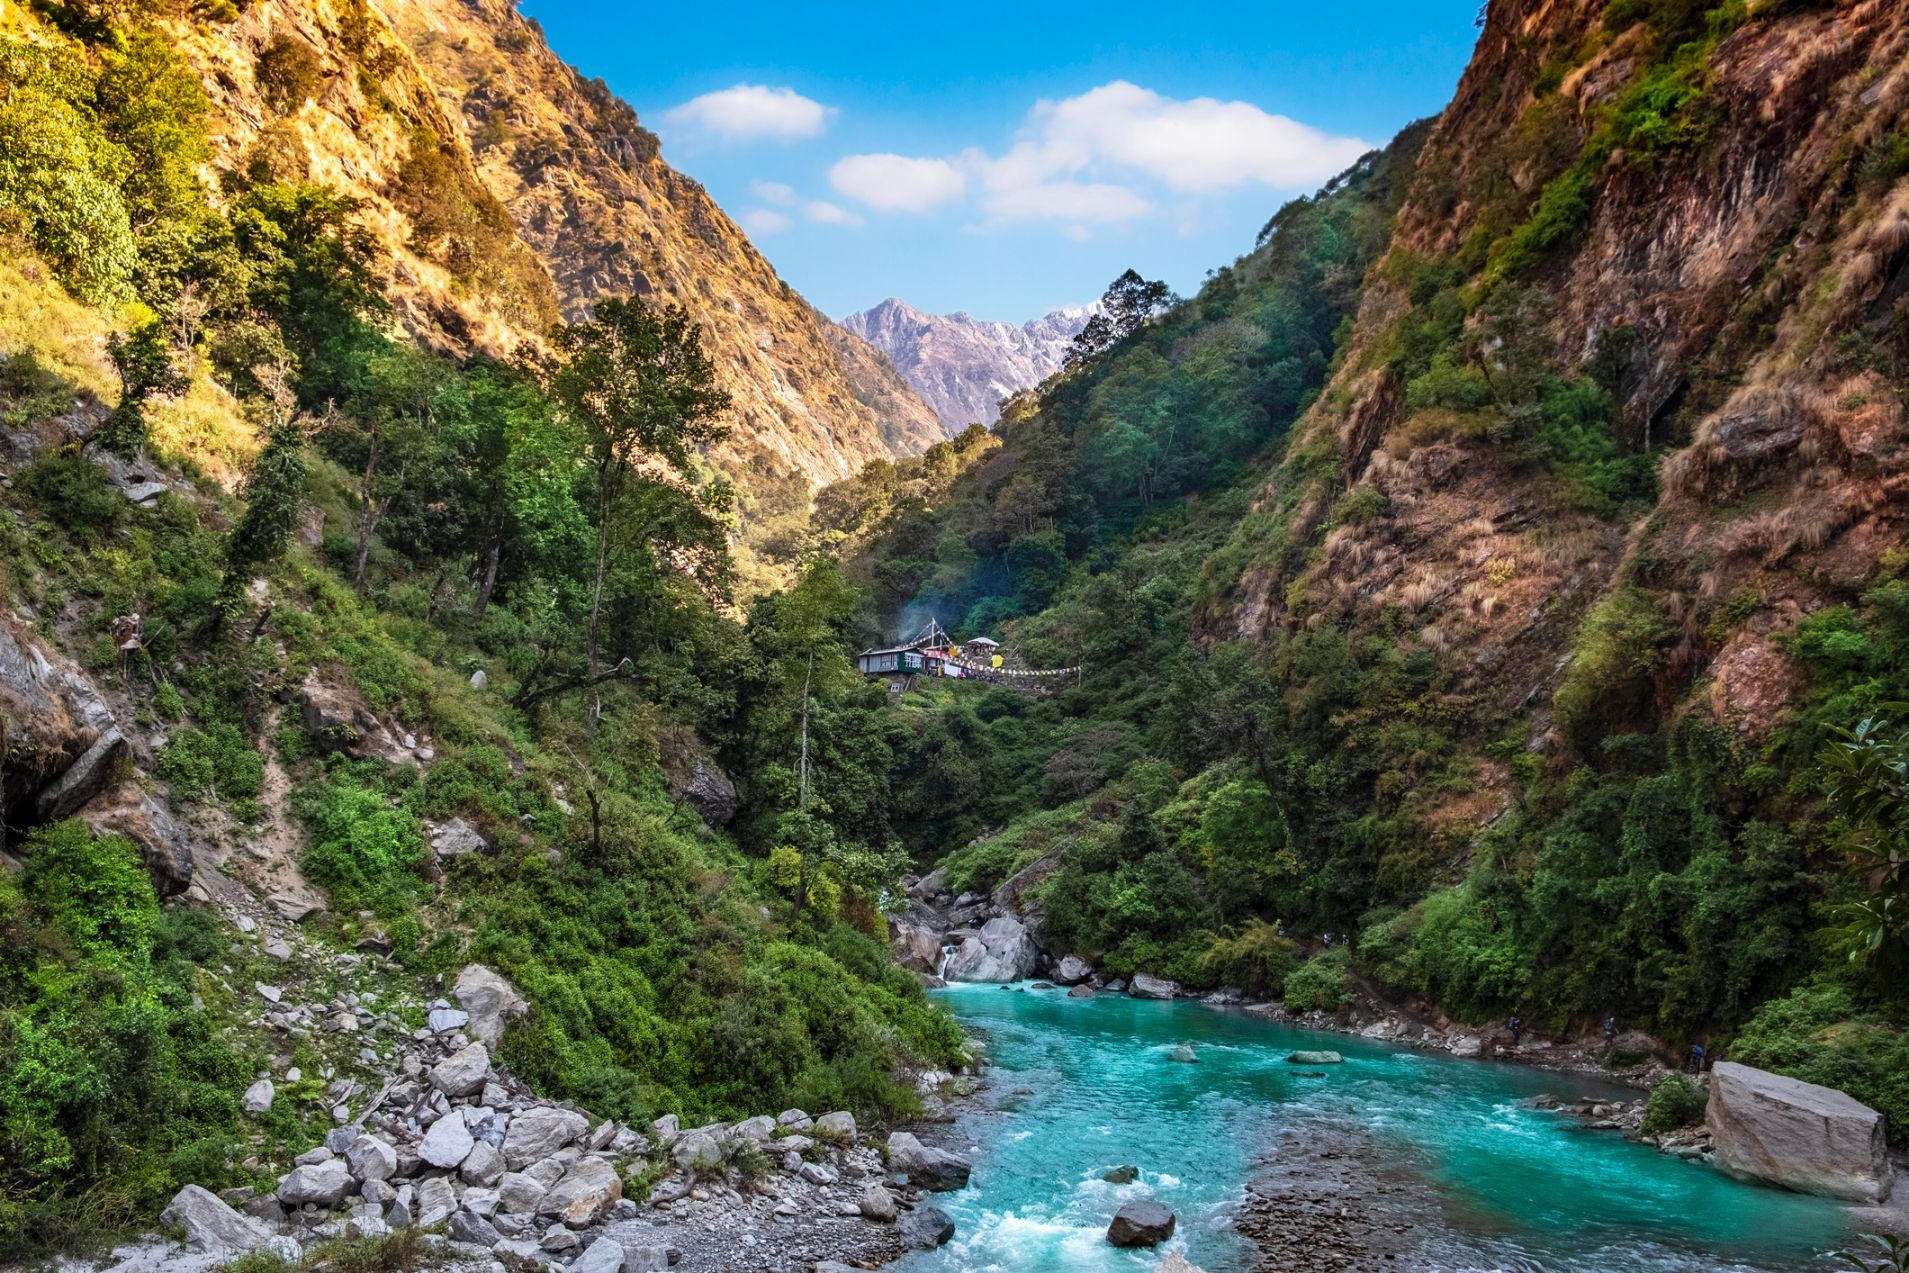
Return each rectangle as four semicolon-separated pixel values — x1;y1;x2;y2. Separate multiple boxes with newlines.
1129;973;1180;1000
1053;955;1093;985
429;1042;491;1097
1107;1198;1176;1247
419;1112;475;1169
886;1131;971;1191
345;1134;398;1183
890;919;944;975
161;1184;272;1254
658;730;739;827
454;964;527;1048
1708;1061;1893;1202
898;1205;955;1249
536;1158;622;1226
277;1160;352;1208
502;1106;588;1168
942;915;1039;983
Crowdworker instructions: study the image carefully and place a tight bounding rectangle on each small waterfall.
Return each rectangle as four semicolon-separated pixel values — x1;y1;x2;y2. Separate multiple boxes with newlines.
936;942;957;979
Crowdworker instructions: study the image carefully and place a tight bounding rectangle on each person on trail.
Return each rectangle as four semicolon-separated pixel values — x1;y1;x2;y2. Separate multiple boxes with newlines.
1602;1016;1617;1050
1688;1042;1706;1073
1322;931;1334;947
1508;1013;1522;1046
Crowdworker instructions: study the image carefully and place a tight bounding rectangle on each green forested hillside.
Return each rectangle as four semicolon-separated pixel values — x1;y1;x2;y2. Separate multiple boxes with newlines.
837;0;1909;1140
0;4;958;1256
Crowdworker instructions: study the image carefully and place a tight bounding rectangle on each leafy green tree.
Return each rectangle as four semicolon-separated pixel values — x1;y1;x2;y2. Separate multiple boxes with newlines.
1821;710;1909;980
216;369;311;618
98;315;186;455
0;39;137;304
540;297;730;680
1064;269;1175;367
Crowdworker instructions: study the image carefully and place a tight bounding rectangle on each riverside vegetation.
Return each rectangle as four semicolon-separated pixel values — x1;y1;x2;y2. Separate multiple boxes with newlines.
2;0;1909;1268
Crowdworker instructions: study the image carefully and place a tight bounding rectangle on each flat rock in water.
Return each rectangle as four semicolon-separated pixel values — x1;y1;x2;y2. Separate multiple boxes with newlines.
1707;1061;1893;1202
1107;1198;1176;1247
898;1205;956;1249
1286;1050;1343;1065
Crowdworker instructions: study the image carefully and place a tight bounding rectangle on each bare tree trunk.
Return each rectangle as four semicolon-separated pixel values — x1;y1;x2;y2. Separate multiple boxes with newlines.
353;421;382;591
473;534;502;619
798;649;814;810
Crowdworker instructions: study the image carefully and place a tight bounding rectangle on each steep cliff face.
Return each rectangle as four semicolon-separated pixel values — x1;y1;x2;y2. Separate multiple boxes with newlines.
163;0;938;533
1209;0;1909;805
841;297;1092;429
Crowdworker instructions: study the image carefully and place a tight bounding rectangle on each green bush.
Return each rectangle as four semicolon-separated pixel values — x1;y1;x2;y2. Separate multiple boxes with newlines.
157;723;266;807
296;779;428;917
1640;1073;1707;1134
1732;982;1909;1148
0;824;246;1260
1200;920;1301;995
1283;948;1356;1014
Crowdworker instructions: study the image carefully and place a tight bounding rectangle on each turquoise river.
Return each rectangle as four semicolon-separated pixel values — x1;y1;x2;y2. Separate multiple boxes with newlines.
897;982;1860;1272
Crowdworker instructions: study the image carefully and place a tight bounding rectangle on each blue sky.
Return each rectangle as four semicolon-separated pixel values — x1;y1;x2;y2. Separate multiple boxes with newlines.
520;1;1482;322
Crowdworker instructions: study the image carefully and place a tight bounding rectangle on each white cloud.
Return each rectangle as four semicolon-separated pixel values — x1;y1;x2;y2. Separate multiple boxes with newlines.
829;154;967;214
664;85;834;141
1028;82;1370;193
742;208;793;236
751;180;797;205
804;199;863;227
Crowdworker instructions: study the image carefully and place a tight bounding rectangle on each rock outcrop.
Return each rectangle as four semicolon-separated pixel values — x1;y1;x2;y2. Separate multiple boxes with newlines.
1706;1061;1893;1202
453;963;527;1048
941;915;1038;983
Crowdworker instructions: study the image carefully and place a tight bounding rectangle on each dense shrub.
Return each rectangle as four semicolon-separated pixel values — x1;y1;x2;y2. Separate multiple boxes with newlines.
1640;1073;1707;1134
296;779;428;916
1732;982;1909;1148
254;35;324;114
157;723;266;810
0;824;246;1259
1284;948;1356;1014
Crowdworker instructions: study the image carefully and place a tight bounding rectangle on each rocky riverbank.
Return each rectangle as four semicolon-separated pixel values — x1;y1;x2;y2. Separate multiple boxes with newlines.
75;954;980;1273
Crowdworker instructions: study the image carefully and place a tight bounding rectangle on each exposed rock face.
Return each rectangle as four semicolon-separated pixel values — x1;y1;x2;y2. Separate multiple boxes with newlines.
1107;1198;1176;1248
0;616;119;817
1707;1061;1893;1202
77;782;193;896
1053;955;1093;985
162;1184;273;1255
374;0;943;493
1199;0;1909;849
820;315;949;453
942;915;1039;983
841;298;1092;430
656;730;740;827
890;919;944;975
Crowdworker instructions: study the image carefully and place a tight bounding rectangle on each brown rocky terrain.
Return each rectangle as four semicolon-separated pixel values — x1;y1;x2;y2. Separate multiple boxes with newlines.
1206;0;1909;817
161;0;941;545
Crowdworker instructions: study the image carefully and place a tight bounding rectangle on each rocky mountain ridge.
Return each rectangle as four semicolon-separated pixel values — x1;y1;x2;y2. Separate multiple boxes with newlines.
1206;0;1909;821
160;0;942;536
840;297;1093;430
